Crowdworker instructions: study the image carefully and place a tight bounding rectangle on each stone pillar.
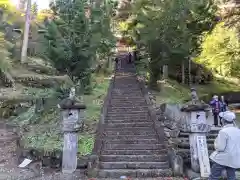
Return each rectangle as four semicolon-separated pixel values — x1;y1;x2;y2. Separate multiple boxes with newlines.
182;106;211;178
179;88;211;178
58;88;86;174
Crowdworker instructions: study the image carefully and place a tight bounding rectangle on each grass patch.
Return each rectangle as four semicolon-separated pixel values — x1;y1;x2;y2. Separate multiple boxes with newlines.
135;62;240;104
154;79;190;104
79;75;110;155
20;74;110;155
154;78;240;104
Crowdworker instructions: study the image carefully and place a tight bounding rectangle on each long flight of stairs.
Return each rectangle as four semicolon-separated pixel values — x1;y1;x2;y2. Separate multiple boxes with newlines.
97;59;172;178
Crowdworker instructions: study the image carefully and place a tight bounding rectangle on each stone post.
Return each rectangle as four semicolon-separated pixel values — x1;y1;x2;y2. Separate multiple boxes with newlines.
181;89;211;178
58;87;86;174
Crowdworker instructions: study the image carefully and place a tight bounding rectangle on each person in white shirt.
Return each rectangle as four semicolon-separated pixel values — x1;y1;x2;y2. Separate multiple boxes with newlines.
209;111;240;180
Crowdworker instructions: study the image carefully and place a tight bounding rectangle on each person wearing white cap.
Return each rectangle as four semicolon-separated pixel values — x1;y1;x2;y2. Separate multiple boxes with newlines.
209;111;240;180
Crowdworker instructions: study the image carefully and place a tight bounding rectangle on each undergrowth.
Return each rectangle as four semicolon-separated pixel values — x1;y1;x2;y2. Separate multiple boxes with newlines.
135;60;240;104
14;74;110;155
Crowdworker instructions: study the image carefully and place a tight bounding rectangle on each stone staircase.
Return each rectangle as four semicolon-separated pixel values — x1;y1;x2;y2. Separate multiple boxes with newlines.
177;129;219;164
96;60;172;178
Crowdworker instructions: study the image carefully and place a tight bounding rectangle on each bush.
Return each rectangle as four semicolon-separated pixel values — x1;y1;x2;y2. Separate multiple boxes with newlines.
195;22;240;77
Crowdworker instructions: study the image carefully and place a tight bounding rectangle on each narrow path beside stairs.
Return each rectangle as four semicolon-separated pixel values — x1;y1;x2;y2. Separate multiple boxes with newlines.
97;57;172;178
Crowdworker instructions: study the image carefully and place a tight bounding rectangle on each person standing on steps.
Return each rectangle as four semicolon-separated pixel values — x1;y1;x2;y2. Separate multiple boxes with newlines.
210;95;222;127
219;96;228;126
209;111;240;180
220;96;228;112
115;56;119;70
128;51;132;64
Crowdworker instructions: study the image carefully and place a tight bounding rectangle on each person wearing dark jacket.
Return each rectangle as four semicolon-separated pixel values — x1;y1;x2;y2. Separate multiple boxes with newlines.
219;96;228;126
115;57;119;69
210;95;222;126
128;52;132;64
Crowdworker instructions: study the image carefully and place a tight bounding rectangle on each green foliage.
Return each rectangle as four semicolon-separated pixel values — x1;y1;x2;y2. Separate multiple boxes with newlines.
20;75;110;155
0;0;25;28
0;32;12;72
31;2;38;18
118;0;216;87
196;22;240;77
44;0;116;91
78;135;94;155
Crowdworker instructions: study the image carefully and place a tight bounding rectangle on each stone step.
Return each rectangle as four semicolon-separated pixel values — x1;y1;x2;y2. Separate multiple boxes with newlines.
109;101;146;105
114;79;137;81
111;97;146;100
107;111;149;115
112;92;142;95
179;132;218;138
108;106;148;109
178;142;214;150
108;107;148;111
0;135;17;146
114;81;138;83
105;122;153;128
112;94;142;96
111;97;143;100
100;154;168;162
112;91;142;94
105;115;149;119
101;149;167;155
111;96;145;99
210;127;221;133
105;118;151;123
104;127;153;132
178;137;215;144
106;113;149;117
103;144;165;150
177;148;214;158
109;103;147;107
106;115;149;118
110;97;145;100
112;89;141;92
104;139;158;144
108;109;148;113
99;161;169;169
104;130;156;136
97;168;172;178
103;135;157;140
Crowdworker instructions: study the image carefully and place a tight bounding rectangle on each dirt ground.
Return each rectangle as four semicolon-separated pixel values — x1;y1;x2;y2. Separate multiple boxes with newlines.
0;127;187;180
0;126;87;180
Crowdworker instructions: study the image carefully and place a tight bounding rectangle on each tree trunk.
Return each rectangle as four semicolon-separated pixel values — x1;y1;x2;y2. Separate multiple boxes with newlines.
188;57;192;86
21;0;31;63
181;61;185;84
149;59;161;90
162;65;168;80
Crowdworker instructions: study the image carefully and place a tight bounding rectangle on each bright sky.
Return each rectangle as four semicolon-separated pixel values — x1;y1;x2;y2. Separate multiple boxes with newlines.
34;0;50;10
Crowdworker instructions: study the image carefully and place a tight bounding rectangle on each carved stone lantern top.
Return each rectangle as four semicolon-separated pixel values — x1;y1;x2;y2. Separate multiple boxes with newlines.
59;98;86;110
58;87;86;110
58;87;86;132
181;88;210;112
